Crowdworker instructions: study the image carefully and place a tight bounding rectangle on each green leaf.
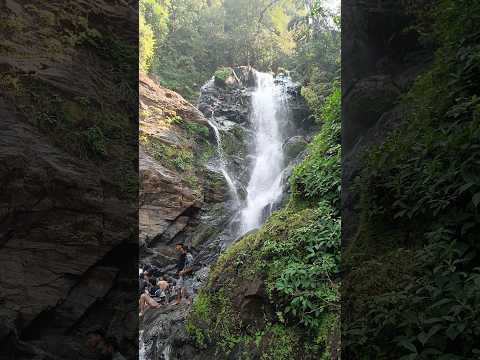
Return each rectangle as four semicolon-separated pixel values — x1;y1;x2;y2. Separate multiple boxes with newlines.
418;324;442;345
399;340;417;353
458;182;474;194
472;192;480;207
399;354;418;360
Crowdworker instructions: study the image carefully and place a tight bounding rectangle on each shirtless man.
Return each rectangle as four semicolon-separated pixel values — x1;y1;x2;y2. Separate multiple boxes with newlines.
139;290;160;316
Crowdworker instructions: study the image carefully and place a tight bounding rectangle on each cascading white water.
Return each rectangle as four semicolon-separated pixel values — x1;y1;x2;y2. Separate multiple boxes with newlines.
207;116;240;206
239;71;288;234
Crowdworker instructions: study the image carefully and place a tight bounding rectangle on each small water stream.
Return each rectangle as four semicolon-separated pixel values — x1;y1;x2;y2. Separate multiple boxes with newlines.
207;115;241;207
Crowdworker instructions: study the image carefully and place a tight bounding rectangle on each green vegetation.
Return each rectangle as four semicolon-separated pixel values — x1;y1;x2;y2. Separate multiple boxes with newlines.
181;121;210;139
344;1;480;358
139;108;215;199
214;67;233;82
139;13;155;72
188;82;341;358
139;0;338;100
140;135;194;172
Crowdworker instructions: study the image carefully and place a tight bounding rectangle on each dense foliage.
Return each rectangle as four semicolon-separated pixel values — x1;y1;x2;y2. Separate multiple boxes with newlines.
344;1;480;359
139;0;339;100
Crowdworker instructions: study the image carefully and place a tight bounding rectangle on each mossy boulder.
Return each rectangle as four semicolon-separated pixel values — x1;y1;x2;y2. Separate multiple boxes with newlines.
283;135;308;162
214;67;234;87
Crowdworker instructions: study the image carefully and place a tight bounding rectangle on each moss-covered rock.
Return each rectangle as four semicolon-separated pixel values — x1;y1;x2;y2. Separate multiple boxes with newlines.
283;135;308;162
214;67;234;87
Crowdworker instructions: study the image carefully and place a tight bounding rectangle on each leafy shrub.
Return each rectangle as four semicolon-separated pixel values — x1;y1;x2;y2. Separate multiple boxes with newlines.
290;84;340;206
214;67;233;82
182;121;210;138
173;148;194;171
166;115;183;125
141;135;194;172
261;204;340;333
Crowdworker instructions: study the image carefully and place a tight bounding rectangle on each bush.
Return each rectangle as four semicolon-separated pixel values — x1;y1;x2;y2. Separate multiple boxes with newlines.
214;67;233;82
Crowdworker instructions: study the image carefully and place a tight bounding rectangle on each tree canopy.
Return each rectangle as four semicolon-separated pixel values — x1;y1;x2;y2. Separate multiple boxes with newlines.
139;0;339;100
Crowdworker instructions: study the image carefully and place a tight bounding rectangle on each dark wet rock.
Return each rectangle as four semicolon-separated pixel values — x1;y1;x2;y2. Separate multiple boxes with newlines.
342;75;401;153
283;135;308;162
233;279;273;332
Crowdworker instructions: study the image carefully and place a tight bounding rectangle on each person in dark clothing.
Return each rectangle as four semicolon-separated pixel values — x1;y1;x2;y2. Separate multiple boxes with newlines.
174;243;194;304
139;280;146;296
176;243;186;274
175;243;186;304
147;277;159;297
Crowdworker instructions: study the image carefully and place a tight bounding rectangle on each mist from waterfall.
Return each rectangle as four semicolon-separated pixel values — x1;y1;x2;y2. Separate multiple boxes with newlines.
239;71;288;234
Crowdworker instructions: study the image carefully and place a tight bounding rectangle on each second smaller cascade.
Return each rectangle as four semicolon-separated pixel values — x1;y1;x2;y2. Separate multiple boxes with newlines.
207;114;241;207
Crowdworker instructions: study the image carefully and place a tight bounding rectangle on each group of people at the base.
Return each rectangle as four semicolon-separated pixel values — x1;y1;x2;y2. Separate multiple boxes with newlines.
139;243;195;316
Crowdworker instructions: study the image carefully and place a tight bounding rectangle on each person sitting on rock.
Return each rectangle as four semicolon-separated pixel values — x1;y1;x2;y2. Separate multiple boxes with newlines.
156;276;170;304
143;270;152;283
147;277;159;297
139;289;161;316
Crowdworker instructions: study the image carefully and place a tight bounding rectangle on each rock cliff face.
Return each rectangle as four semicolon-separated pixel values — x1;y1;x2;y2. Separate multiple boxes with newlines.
139;73;231;275
140;68;312;360
0;1;138;358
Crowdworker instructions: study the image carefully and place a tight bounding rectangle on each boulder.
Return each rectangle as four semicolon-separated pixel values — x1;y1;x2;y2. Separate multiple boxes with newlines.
342;75;401;153
233;278;273;332
283;135;308;162
139;148;200;244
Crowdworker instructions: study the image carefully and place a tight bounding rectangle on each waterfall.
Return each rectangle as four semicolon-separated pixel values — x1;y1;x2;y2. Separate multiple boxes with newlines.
239;71;289;234
207;116;241;206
